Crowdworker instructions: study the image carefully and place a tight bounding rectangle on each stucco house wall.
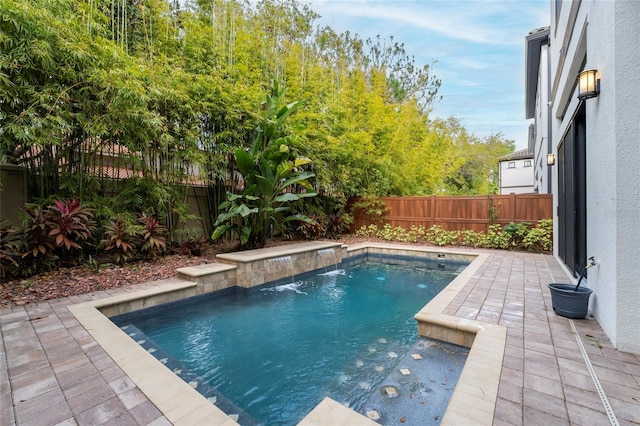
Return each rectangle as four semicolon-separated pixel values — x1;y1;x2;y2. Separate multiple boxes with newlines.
525;27;552;194
498;155;535;194
550;0;640;353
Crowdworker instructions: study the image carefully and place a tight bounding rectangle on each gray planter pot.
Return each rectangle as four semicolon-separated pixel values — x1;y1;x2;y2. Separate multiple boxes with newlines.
548;283;593;319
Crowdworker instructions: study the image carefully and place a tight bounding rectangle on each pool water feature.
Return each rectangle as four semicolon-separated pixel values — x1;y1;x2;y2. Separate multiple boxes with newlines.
113;256;469;425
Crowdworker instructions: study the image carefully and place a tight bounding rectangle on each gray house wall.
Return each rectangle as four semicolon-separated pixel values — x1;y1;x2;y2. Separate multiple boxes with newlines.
550;0;640;353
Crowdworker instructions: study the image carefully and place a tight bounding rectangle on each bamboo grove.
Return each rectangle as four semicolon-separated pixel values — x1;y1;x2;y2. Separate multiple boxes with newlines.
1;0;515;237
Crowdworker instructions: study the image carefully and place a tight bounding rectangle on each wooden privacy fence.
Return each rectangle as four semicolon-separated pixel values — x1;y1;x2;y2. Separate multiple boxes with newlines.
351;194;553;233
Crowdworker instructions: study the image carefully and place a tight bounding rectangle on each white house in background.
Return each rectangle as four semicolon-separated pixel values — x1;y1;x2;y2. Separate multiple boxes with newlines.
497;149;534;194
525;26;552;194
546;0;640;353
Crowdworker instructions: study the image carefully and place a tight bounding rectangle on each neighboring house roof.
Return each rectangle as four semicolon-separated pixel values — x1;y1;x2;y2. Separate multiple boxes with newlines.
525;26;550;119
498;148;534;161
16;143;210;187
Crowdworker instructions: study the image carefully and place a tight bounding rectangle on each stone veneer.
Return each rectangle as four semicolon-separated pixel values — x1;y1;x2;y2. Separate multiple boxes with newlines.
216;241;343;288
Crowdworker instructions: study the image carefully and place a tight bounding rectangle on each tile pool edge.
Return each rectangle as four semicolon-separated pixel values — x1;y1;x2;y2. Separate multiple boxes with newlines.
67;243;504;426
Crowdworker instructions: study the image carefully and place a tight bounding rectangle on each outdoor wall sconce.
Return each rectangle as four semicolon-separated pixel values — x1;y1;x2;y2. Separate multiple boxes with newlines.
577;69;600;100
547;153;555;166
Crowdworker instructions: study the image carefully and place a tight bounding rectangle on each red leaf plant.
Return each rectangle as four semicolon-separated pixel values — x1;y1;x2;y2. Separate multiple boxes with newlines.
44;198;96;250
140;213;167;259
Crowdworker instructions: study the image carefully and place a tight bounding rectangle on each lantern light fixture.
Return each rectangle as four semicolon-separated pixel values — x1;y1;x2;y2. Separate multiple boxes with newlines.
577;69;600;100
547;153;555;166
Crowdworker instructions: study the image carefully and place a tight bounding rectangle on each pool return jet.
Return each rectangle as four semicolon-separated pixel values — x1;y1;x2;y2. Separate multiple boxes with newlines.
548;257;597;319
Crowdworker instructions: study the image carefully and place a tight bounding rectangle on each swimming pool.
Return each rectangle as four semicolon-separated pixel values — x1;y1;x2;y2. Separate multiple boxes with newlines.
113;254;468;425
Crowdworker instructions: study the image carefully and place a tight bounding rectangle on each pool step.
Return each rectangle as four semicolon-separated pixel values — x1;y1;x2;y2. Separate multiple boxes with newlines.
176;263;237;293
359;336;468;425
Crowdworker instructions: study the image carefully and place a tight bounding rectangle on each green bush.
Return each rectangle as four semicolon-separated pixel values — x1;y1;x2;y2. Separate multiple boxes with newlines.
523;219;553;252
425;225;460;246
502;222;530;249
0;222;22;279
355;224;379;238
460;229;483;247
101;215;141;265
354;220;553;253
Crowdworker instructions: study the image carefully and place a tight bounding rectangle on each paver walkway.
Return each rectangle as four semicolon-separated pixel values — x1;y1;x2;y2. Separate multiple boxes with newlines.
1;249;639;425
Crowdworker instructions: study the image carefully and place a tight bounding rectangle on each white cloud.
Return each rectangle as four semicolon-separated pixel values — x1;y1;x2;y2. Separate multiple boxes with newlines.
306;0;549;148
309;0;547;47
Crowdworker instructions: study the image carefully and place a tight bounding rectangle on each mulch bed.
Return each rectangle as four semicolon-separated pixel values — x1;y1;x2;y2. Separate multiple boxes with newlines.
0;244;223;308
0;236;373;309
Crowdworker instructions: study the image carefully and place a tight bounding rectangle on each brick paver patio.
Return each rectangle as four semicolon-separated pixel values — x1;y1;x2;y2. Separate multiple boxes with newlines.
1;249;639;425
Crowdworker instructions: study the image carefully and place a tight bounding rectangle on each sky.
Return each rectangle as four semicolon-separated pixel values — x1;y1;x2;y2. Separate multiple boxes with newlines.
305;0;550;149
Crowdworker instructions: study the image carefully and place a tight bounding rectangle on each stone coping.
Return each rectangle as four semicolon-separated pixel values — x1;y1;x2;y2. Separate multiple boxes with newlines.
413;251;506;425
345;242;477;262
67;283;239;426
298;397;378;425
175;262;236;279
216;240;342;263
67;242;502;425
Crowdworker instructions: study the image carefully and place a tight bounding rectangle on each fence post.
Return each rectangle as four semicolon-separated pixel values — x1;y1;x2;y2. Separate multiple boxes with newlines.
430;194;436;228
509;193;516;223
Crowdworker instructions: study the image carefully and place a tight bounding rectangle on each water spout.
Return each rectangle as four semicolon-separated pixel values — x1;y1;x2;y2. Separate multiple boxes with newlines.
575;256;596;291
317;248;338;273
267;256;295;284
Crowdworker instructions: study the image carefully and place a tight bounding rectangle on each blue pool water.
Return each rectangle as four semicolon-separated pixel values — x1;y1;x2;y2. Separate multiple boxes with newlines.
113;256;467;425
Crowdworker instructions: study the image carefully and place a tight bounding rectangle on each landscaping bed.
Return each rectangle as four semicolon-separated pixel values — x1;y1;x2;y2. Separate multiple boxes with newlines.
0;237;370;309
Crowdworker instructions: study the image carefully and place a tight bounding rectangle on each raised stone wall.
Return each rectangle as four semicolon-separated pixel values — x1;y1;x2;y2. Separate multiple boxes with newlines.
216;241;344;288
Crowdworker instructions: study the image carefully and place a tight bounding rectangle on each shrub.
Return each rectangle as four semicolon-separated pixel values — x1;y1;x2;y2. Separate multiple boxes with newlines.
19;203;57;276
140;214;167;259
295;213;325;240
0;222;22;279
481;224;509;249
355;224;379;238
523;219;553;252
353;220;553;253
44;198;95;252
502;222;530;249
460;229;483;247
352;196;389;226
325;211;353;238
173;228;207;257
425;225;460;246
102;216;141;265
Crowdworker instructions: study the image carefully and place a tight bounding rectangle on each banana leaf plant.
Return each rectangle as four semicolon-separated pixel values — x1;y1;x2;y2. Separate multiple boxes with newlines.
212;81;317;249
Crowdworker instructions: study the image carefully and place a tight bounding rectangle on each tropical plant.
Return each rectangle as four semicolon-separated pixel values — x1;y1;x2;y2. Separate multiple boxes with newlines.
139;214;167;259
44;198;96;251
19;203;57;276
173;228;207;256
295;213;326;240
0;222;22;279
102;216;140;265
1;0;520;258
212;81;317;249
